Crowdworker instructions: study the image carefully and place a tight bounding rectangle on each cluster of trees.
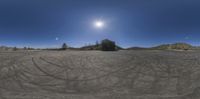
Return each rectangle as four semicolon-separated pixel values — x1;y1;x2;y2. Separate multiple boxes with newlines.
61;39;117;51
62;43;68;50
101;39;116;51
23;47;35;50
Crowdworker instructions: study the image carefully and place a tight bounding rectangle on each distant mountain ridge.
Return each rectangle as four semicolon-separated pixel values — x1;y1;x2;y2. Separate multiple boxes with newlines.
0;46;14;51
126;47;148;50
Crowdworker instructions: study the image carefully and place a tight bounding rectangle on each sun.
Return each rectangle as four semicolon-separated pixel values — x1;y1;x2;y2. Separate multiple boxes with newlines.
94;21;104;28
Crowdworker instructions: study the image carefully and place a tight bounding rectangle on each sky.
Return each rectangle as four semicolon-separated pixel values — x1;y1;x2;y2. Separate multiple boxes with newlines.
0;0;200;48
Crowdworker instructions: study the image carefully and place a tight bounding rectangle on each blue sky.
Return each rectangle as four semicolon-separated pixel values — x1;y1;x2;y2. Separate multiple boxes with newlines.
0;0;200;48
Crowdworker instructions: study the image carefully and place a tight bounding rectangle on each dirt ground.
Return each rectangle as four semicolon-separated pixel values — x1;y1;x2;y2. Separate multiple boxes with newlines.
0;50;200;99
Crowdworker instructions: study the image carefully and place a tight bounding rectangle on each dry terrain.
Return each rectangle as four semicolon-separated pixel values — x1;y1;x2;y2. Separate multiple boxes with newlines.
0;50;200;99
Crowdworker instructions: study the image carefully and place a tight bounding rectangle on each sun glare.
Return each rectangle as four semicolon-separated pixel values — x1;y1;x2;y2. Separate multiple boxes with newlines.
94;21;104;28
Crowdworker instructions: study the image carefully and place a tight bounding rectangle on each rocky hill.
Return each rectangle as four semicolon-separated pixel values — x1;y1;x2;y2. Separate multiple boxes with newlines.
153;43;193;50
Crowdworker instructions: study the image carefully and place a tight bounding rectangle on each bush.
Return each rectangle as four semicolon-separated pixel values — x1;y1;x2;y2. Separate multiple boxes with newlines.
101;39;116;51
13;47;18;51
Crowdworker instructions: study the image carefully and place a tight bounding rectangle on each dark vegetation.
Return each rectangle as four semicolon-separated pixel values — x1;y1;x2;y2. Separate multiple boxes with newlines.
80;39;122;51
61;43;68;50
101;39;116;51
13;47;18;51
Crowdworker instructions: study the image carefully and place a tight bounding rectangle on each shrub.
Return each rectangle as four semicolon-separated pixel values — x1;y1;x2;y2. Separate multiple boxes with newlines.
13;47;18;51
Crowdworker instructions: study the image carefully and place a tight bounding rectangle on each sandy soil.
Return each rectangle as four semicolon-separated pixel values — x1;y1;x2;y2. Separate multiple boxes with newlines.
0;50;200;99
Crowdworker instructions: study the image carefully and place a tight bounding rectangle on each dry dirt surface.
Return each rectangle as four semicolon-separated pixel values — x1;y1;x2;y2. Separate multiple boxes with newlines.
0;50;200;99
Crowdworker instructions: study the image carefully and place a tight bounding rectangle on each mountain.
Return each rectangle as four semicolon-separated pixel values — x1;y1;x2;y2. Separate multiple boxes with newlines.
126;47;149;50
0;46;14;51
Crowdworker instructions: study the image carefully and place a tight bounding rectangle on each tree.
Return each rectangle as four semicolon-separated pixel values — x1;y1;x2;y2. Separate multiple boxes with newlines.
94;41;101;50
101;39;116;51
95;41;99;47
62;43;68;50
13;47;18;51
24;47;27;50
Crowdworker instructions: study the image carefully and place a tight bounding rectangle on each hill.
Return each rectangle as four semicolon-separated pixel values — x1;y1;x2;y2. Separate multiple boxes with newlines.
126;47;149;50
153;43;193;50
0;46;19;51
